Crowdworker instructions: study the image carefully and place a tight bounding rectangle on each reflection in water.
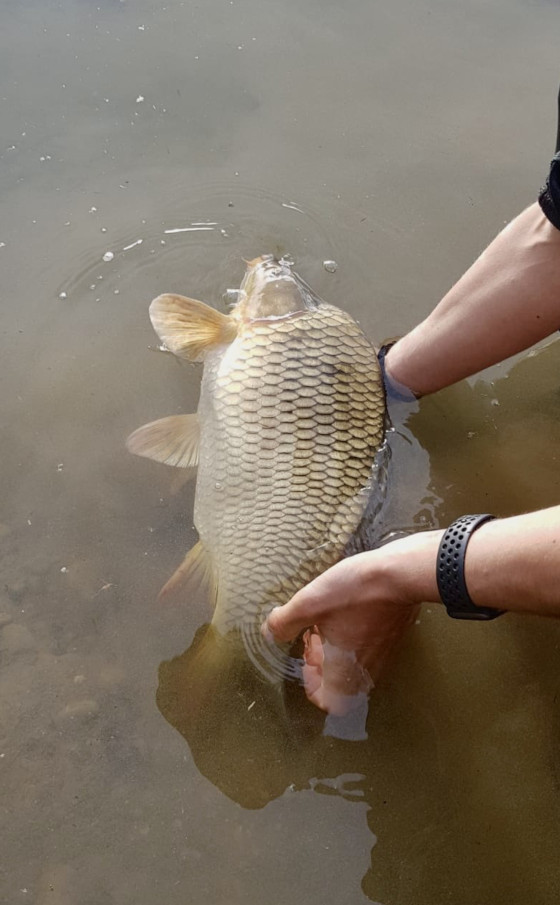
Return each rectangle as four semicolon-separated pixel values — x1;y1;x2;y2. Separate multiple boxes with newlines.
411;339;560;522
157;625;325;810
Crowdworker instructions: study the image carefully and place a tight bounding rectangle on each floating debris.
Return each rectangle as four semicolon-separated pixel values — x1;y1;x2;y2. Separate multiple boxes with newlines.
281;201;305;213
164;226;214;234
323;260;338;273
102;251;114;262
123;239;143;251
223;289;240;307
58;291;67;300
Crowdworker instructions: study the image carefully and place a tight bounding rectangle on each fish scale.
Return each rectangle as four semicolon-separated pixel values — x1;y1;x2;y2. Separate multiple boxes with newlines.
195;301;385;632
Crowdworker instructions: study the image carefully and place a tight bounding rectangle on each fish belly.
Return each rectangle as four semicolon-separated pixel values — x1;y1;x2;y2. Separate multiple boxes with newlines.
194;303;386;633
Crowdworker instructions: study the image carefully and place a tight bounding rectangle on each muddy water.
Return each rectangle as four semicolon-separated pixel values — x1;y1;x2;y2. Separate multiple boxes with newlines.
2;0;560;903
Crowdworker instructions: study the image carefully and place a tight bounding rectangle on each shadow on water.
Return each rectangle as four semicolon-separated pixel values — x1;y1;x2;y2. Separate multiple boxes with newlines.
156;340;560;904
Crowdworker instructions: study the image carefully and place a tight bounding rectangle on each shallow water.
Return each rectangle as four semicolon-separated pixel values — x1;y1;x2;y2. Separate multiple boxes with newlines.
2;0;560;902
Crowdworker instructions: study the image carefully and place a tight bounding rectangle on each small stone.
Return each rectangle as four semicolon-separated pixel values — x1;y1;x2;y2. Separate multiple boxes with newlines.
0;623;36;653
98;664;126;686
56;699;99;723
5;579;28;602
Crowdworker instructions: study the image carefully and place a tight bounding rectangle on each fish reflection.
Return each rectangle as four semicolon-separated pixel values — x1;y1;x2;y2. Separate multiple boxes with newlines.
157;624;327;809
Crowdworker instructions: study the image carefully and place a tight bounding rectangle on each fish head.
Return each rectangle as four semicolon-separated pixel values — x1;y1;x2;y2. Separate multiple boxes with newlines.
236;255;318;321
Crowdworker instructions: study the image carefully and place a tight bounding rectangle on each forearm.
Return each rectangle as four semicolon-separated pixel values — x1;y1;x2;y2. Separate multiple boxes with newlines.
385;202;560;396
386;506;560;619
464;507;560;617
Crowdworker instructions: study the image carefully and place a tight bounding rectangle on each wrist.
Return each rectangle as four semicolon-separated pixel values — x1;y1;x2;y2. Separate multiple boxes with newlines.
374;530;444;606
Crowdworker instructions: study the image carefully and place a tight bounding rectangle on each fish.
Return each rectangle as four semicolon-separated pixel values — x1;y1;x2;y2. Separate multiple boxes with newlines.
127;255;387;681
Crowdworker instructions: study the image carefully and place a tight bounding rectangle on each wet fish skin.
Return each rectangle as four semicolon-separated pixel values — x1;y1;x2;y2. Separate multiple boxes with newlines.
128;255;386;638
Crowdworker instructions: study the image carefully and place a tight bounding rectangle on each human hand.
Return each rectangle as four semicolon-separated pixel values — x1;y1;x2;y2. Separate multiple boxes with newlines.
264;532;442;714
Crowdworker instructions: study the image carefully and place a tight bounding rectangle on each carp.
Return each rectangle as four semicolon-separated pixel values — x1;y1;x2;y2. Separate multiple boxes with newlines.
127;255;387;682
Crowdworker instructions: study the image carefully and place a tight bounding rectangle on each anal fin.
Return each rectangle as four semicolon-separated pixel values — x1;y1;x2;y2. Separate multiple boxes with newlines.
158;540;217;608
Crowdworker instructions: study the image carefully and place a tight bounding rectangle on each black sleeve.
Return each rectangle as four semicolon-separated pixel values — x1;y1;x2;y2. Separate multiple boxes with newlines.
556;85;560;154
538;86;560;230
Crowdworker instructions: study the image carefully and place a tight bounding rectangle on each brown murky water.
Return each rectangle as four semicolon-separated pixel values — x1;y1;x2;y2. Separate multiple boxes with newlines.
2;1;560;902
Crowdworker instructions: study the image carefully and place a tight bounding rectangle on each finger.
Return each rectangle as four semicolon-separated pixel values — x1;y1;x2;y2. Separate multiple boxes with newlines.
302;629;326;708
303;628;323;669
262;591;319;643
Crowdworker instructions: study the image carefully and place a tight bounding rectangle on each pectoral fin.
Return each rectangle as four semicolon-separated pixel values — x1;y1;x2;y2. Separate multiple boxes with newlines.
150;293;238;361
159;540;217;607
126;414;200;468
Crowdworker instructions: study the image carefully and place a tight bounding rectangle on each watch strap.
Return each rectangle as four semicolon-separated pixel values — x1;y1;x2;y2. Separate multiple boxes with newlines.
437;514;504;620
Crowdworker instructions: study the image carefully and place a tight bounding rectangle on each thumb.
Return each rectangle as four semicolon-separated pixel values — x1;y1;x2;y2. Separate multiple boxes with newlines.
263;593;316;644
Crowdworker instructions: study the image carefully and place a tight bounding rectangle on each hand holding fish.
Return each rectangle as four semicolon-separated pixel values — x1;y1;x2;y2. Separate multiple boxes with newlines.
265;531;442;713
266;505;560;713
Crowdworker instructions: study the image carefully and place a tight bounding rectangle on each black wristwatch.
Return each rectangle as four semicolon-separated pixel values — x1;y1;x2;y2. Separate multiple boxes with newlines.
436;514;504;620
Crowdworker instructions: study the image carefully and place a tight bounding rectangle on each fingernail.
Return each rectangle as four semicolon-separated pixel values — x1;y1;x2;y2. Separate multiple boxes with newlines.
261;620;274;644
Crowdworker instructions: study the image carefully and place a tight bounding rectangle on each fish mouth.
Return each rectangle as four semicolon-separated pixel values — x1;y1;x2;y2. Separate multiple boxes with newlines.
239;254;317;321
243;254;294;281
